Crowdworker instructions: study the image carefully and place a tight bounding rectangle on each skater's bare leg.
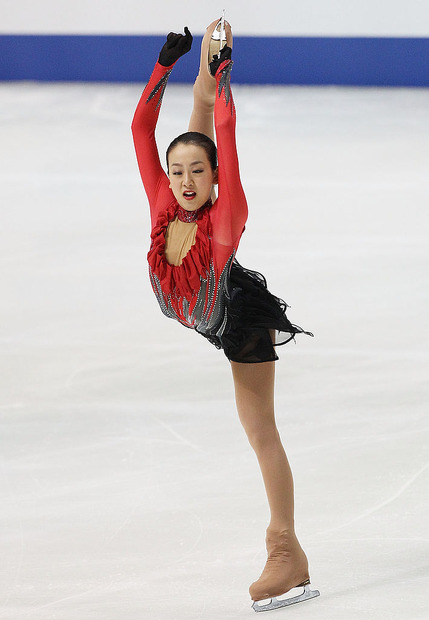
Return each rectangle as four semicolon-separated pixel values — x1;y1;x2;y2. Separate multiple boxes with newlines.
188;17;233;142
231;359;309;600
231;359;295;530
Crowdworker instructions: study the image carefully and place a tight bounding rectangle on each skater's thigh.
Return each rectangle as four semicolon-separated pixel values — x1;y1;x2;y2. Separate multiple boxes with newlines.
230;359;276;431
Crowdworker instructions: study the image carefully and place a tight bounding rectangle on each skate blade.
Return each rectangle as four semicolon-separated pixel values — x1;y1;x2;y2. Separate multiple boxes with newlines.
252;583;320;613
211;10;226;43
209;10;227;60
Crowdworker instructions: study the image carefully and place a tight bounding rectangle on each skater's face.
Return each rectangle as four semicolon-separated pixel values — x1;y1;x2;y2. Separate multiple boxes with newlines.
168;144;218;211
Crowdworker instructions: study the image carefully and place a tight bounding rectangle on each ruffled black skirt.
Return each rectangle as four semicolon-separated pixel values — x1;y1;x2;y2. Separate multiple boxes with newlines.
202;260;313;363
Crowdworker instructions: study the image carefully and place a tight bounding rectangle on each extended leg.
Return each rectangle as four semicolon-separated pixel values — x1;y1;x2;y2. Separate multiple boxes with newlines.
188;18;233;142
231;360;318;607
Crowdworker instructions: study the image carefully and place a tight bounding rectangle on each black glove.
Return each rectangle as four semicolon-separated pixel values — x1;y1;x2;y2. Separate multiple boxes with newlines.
158;27;193;67
209;45;232;76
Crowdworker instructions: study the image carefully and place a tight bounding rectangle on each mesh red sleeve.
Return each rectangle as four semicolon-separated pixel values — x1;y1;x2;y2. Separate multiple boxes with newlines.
131;61;175;229
210;60;248;249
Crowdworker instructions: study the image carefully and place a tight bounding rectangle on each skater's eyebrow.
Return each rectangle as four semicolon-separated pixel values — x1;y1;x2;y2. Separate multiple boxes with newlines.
170;161;205;166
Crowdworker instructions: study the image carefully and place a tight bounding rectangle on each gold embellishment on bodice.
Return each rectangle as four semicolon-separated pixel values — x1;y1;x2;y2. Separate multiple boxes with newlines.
164;217;198;266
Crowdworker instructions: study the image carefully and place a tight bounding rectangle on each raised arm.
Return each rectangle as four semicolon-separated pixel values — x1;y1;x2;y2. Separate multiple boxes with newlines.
210;53;248;247
131;61;174;226
131;28;193;228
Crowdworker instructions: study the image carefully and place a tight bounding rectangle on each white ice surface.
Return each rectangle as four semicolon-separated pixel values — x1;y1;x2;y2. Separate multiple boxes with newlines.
0;82;428;620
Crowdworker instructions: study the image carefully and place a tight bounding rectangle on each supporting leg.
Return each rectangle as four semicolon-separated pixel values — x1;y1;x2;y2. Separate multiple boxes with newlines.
230;360;313;603
230;360;295;532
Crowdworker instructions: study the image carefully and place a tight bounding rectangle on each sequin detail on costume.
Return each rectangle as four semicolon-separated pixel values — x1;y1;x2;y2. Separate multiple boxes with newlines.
146;69;173;110
149;253;234;337
217;60;234;108
176;199;212;223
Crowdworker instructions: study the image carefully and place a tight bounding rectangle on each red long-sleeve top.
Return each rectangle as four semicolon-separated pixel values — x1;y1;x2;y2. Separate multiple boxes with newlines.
132;59;248;337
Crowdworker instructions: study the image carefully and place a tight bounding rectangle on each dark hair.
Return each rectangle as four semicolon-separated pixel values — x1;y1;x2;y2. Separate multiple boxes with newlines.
166;131;217;172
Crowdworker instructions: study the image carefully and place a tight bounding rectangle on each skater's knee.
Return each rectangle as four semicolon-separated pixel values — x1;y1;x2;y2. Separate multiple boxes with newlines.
245;423;280;454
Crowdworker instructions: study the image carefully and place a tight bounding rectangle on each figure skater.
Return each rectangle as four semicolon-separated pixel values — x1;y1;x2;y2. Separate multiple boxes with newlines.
131;18;320;612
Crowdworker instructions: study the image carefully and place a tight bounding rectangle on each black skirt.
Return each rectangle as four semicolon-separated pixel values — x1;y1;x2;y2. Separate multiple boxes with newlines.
202;260;313;363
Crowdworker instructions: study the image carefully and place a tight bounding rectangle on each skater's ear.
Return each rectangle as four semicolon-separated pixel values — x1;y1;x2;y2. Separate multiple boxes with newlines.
212;167;218;185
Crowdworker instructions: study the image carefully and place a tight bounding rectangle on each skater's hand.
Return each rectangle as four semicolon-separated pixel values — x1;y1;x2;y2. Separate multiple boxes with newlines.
158;27;193;66
209;45;232;76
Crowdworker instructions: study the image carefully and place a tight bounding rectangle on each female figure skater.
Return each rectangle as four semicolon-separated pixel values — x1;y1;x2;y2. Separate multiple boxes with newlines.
131;18;319;612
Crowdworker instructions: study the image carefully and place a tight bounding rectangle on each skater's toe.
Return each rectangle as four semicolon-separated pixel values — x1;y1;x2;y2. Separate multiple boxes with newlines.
249;581;269;602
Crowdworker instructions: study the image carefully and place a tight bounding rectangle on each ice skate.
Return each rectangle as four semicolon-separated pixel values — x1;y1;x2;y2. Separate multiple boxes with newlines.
250;529;320;612
209;11;227;63
188;15;233;140
200;15;232;79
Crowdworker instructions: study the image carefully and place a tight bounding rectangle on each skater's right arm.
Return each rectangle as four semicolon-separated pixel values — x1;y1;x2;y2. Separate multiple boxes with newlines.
131;28;192;228
131;62;175;228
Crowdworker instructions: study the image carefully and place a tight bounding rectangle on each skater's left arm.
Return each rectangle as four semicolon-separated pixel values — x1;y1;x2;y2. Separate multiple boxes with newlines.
210;51;248;249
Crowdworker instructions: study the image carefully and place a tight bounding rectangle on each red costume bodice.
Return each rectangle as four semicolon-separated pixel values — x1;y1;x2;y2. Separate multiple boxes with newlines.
132;60;248;336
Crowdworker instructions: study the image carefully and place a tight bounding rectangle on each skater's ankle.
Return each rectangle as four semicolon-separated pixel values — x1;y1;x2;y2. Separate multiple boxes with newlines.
193;77;216;105
267;523;296;537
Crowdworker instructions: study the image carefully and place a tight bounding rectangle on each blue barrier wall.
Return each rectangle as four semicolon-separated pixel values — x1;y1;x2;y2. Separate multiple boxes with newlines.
1;35;428;85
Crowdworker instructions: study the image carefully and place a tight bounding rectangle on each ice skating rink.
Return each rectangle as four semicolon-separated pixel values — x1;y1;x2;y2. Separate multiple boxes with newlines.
1;80;428;620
